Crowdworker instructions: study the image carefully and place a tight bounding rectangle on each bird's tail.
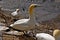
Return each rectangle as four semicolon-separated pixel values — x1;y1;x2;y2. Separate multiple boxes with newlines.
6;26;24;32
10;24;14;27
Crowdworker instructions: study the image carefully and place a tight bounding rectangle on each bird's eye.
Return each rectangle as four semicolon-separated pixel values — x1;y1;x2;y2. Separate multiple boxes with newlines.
34;6;37;7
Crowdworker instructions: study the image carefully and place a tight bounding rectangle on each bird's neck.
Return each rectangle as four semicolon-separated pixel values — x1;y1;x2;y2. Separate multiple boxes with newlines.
28;6;36;22
28;6;34;19
28;12;36;24
15;10;18;13
29;13;35;20
29;6;34;16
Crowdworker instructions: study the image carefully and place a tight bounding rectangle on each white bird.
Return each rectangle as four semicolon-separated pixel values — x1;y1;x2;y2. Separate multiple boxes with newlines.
53;29;60;40
5;30;24;35
11;9;19;16
9;4;41;31
0;26;9;31
0;23;9;31
36;33;55;40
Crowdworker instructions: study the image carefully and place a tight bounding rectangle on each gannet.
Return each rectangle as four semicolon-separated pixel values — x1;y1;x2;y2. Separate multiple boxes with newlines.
11;9;19;16
9;4;41;31
53;29;60;40
36;33;55;40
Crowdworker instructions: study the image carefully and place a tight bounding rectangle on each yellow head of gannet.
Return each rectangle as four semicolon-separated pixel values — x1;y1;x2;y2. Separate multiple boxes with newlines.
29;4;41;16
53;29;60;37
53;29;60;40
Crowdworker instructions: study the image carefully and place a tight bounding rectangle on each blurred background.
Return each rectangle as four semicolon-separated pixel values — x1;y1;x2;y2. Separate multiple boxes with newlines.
0;0;60;22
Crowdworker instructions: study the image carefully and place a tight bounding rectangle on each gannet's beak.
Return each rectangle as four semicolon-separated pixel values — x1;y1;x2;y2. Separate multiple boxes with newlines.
38;5;42;7
34;5;42;8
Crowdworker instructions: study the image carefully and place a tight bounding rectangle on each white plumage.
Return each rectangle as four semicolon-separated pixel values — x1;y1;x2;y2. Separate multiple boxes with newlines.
0;23;9;31
11;9;19;16
0;26;9;31
10;19;30;27
5;31;24;35
36;33;55;40
10;4;41;31
5;31;18;34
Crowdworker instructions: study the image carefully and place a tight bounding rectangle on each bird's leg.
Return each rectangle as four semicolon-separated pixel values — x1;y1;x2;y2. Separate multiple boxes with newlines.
23;31;32;37
23;31;37;40
23;30;36;38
